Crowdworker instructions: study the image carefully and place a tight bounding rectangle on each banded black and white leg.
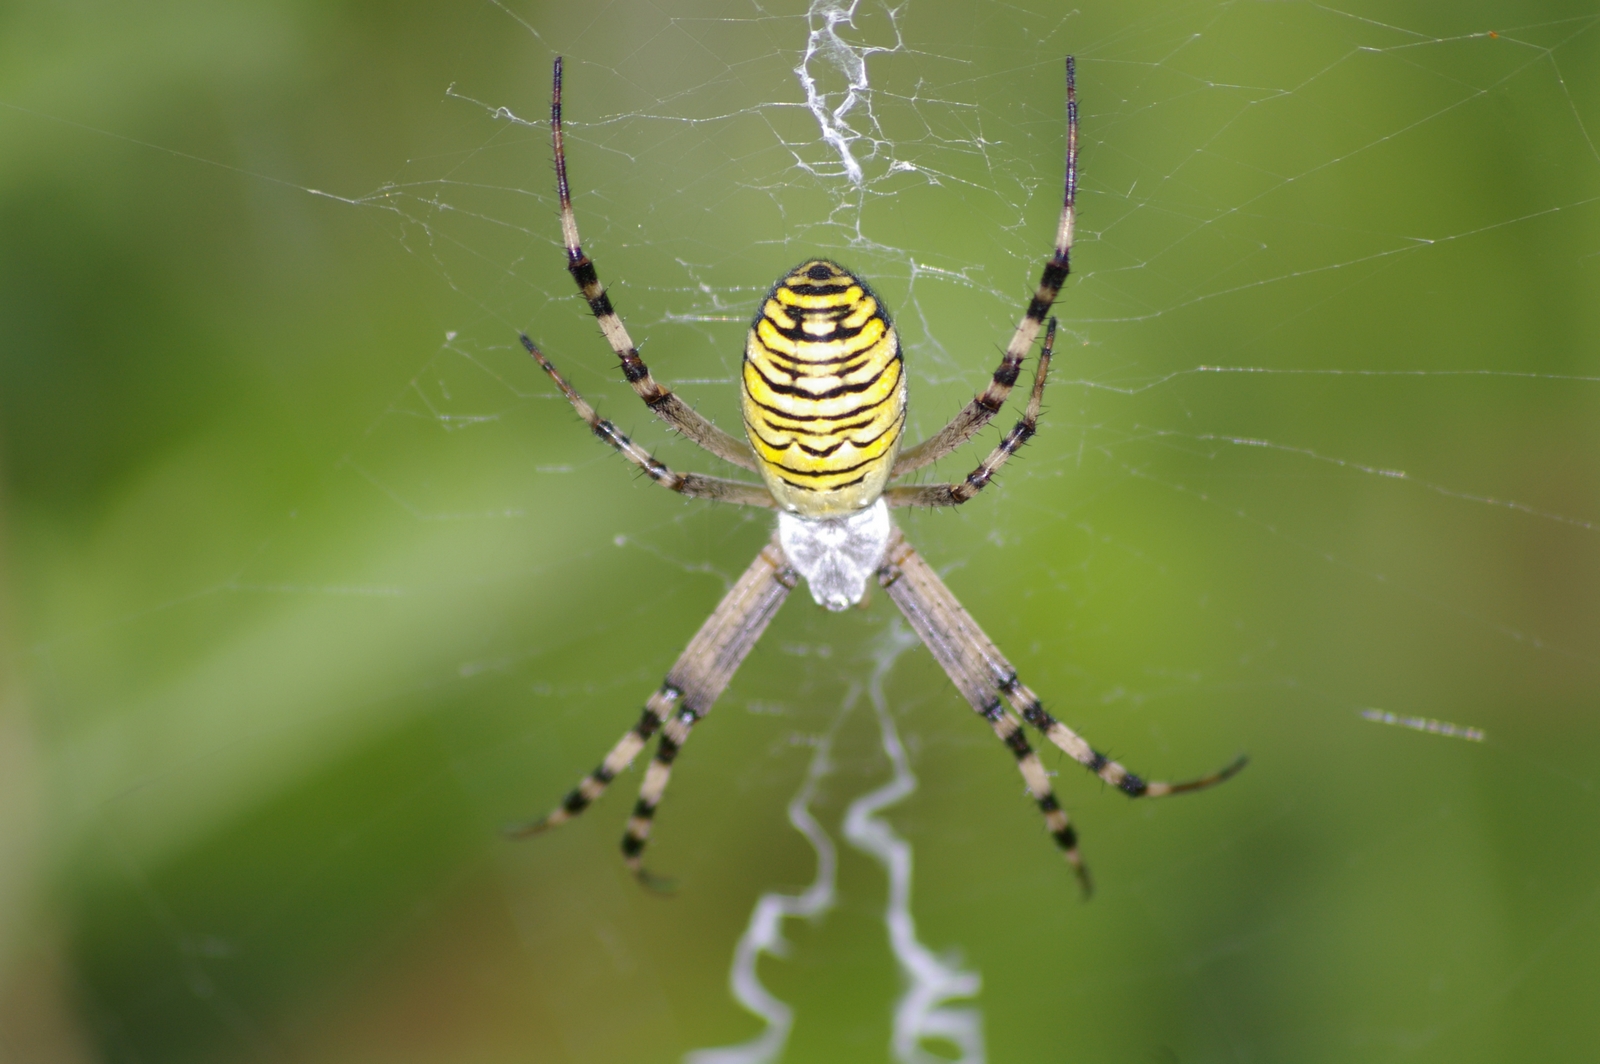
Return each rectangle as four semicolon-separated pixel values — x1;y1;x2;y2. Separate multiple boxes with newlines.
505;681;684;836
877;530;1091;893
877;529;1244;891
620;705;702;891
891;58;1078;477
886;318;1055;510
998;674;1248;797
985;700;1091;895
523;335;777;508
508;536;798;887
547;57;760;473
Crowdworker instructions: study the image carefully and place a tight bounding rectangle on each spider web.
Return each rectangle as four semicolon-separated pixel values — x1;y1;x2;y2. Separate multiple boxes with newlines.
6;0;1600;1062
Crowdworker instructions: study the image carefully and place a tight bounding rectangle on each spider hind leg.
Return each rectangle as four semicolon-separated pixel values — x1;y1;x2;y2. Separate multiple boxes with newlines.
545;57;759;473
886;318;1056;510
890;58;1078;478
522;336;776;508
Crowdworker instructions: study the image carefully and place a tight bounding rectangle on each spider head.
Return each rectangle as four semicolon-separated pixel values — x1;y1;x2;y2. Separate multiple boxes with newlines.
777;499;892;611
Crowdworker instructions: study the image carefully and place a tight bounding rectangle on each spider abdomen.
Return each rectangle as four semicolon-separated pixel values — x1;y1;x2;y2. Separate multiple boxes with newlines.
742;260;907;517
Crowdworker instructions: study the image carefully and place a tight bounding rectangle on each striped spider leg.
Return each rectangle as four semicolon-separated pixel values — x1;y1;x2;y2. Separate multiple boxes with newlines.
875;526;1090;894
521;335;776;509
886;318;1056;510
548;56;760;474
876;530;1248;896
508;537;797;891
890;56;1079;479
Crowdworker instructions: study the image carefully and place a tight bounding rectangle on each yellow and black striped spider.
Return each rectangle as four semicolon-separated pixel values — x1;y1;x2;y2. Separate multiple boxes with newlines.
511;56;1245;895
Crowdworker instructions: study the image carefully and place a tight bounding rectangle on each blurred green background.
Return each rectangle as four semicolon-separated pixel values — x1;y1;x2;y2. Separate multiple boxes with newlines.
3;0;1599;1061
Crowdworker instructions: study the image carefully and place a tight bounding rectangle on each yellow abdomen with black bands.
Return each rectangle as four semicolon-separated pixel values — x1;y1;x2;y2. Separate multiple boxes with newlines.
742;260;907;517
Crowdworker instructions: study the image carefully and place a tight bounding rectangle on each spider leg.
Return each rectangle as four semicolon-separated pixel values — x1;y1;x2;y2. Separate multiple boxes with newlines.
876;529;1246;888
620;706;701;893
524;336;776;508
504;684;679;837
877;526;1091;895
1000;677;1248;797
508;536;797;889
547;56;760;473
892;58;1078;478
885;318;1054;510
988;704;1092;896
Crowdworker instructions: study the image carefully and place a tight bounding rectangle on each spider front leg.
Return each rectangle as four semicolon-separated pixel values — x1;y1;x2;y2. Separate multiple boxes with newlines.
523;335;776;508
508;537;797;889
886;318;1055;510
546;57;759;473
999;676;1249;797
877;529;1246;891
878;525;1091;895
620;706;703;892
892;57;1078;477
505;681;683;836
985;703;1092;896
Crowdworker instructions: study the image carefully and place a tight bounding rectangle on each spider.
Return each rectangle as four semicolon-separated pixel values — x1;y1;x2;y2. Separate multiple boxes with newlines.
510;56;1246;896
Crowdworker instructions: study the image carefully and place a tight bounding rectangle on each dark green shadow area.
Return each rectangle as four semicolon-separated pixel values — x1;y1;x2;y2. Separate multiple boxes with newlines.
70;707;484;1064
